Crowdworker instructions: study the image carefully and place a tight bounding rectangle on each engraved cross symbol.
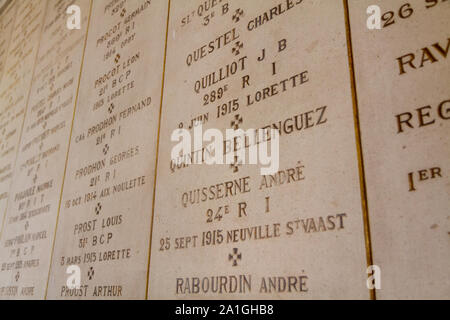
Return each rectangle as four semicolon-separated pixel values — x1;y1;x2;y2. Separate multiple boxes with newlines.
228;248;242;267
95;203;102;215
230;156;242;173
231;114;243;130
103;144;110;155
87;267;95;280
232;9;244;23
15;272;20;282
108;103;115;114
232;41;244;56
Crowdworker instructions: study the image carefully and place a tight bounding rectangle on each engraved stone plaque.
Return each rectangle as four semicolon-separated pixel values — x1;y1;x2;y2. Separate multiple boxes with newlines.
348;0;450;299
148;0;370;299
0;0;90;299
0;0;16;83
0;0;17;224
0;0;446;301
46;0;168;300
0;3;49;295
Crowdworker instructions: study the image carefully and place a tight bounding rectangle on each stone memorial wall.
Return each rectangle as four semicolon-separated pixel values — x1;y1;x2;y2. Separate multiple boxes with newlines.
0;0;448;300
0;0;49;298
0;0;90;299
0;0;17;224
348;0;449;299
46;0;168;300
